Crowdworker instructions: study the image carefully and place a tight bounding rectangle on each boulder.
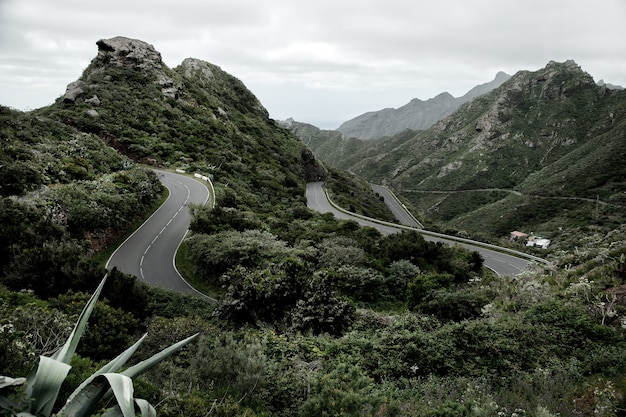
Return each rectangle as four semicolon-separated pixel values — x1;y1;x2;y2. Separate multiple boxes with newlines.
85;95;100;106
95;36;163;72
63;80;87;102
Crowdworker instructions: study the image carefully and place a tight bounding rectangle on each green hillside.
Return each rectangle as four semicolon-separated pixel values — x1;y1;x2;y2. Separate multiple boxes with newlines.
2;40;626;417
292;61;626;244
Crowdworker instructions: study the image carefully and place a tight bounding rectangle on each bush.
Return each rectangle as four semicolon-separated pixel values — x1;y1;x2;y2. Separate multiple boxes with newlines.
407;272;455;309
418;287;490;322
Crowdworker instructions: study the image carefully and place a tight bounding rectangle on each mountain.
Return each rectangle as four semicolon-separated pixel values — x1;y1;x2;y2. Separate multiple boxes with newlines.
0;36;333;294
597;79;624;90
335;71;510;140
4;39;626;417
40;36;329;197
293;60;626;240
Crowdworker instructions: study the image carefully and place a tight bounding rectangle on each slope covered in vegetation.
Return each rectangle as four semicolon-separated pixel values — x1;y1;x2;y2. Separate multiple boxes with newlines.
1;39;626;416
290;61;626;244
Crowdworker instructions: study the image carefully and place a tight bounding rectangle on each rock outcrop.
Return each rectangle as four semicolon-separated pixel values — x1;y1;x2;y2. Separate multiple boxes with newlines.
95;37;164;73
62;36;182;102
62;80;88;102
179;58;215;86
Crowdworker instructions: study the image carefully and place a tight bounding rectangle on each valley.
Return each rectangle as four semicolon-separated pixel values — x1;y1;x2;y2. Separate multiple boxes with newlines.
286;60;626;248
1;37;626;417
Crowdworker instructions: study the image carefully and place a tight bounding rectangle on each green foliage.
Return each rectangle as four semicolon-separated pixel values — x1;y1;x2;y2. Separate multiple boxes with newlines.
1;240;104;299
192;332;266;398
418;286;491;322
102;268;150;323
407;272;455;307
299;363;378;417
333;265;388;301
187;229;291;283
0;302;73;375
190;204;262;234
0;275;198;417
216;259;355;335
49;292;139;361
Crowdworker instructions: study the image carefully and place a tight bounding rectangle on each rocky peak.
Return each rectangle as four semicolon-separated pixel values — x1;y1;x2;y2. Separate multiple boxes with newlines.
179;58;216;87
63;36;181;102
538;60;594;84
597;79;624;90
95;37;164;73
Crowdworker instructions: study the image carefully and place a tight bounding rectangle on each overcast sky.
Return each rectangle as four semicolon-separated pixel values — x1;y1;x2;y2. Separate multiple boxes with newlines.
1;0;625;129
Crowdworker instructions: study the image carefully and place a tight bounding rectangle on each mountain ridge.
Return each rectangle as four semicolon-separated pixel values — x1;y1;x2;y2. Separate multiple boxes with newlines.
335;71;511;140
289;59;626;240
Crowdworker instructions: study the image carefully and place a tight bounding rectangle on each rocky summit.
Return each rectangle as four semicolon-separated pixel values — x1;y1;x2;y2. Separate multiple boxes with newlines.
63;36;181;102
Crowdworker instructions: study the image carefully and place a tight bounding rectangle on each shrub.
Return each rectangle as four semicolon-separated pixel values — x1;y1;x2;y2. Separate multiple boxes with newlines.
0;275;198;417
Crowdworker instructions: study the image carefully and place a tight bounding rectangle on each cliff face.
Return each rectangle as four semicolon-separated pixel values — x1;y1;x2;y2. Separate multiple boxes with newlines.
335;72;510;140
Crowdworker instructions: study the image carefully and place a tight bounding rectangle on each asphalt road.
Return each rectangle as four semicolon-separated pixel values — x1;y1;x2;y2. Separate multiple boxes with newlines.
306;182;537;276
370;184;423;228
106;170;210;294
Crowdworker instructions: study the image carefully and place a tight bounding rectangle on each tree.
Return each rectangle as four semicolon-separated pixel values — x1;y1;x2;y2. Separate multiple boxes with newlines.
386;259;421;300
333;265;387;301
186;229;290;282
317;236;367;269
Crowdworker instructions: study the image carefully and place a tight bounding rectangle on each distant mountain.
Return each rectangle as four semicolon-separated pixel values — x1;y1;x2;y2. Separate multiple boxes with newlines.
335;71;511;140
597;79;624;90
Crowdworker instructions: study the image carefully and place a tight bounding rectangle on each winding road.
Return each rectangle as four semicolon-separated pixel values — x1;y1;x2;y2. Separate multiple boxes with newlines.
307;182;546;276
106;170;210;295
106;171;543;296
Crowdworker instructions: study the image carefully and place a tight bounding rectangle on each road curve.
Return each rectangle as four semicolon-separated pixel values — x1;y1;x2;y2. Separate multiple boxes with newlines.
307;182;537;276
370;184;423;228
106;170;210;295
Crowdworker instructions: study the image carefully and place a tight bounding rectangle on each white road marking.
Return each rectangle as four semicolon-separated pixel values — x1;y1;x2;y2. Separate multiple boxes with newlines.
139;181;192;281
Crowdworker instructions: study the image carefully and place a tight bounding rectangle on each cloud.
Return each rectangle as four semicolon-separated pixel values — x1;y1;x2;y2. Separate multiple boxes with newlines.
1;0;625;127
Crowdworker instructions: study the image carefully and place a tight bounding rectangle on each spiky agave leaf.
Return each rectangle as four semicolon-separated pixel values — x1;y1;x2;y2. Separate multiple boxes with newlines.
62;334;148;408
28;356;72;417
0;376;26;389
58;333;199;417
57;373;135;417
102;374;134;417
100;398;156;417
133;398;157;417
120;332;199;379
53;275;108;364
20;275;108;413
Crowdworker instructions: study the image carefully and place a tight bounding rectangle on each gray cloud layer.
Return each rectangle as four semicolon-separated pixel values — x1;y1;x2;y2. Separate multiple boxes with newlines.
1;0;624;128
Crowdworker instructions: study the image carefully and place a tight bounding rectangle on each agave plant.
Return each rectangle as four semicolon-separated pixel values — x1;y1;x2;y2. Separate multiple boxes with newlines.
0;274;198;417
